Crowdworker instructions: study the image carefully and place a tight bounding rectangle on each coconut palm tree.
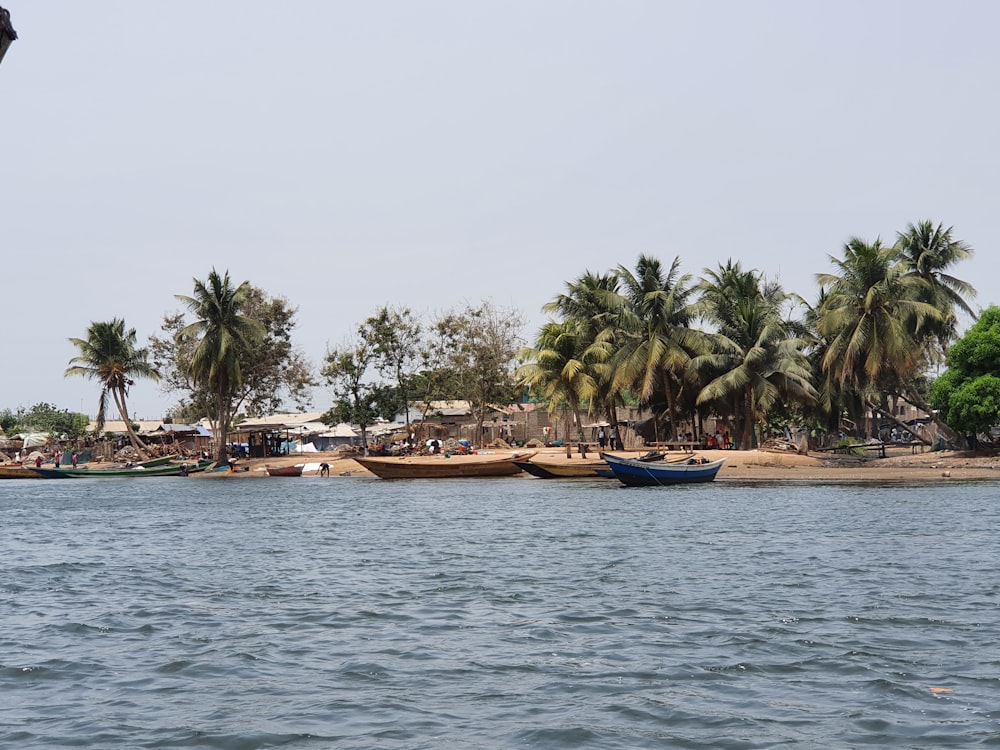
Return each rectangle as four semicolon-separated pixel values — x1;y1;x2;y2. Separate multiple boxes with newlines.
176;269;265;461
693;263;815;449
896;220;977;354
814;237;959;443
517;320;598;443
543;271;623;427
66;318;160;457
611;255;705;437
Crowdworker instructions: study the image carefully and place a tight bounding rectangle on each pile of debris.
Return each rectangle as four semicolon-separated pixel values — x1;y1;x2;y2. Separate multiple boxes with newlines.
760;437;807;455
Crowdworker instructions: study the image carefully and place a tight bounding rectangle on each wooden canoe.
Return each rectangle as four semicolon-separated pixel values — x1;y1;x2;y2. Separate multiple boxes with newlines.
0;465;75;479
355;451;536;479
52;463;191;478
523;457;614;479
266;465;304;477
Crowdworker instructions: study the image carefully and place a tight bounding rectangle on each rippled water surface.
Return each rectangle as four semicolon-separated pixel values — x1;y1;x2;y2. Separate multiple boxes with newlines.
2;476;998;748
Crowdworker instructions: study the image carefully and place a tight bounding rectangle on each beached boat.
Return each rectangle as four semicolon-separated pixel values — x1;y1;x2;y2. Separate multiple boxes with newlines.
522;456;615;479
0;465;75;479
356;451;536;479
512;460;558;478
519;451;687;479
137;454;180;467
602;453;726;486
266;465;304;477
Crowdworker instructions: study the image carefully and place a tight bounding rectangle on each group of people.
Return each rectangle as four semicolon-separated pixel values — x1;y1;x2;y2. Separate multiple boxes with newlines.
16;449;79;468
704;431;732;450
596;426;622;451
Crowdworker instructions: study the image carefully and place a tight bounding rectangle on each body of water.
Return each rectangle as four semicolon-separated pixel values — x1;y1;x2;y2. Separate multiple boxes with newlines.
1;476;998;748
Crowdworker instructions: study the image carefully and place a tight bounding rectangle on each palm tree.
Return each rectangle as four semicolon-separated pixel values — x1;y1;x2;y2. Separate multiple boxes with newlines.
896;220;977;353
692;264;815;449
815;237;958;443
517;320;598;442
611;255;705;437
66;318;160;457
176;269;265;461
543;271;623;428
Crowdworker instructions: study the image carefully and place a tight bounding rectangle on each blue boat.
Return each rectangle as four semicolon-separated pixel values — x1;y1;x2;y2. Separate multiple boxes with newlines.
601;453;726;486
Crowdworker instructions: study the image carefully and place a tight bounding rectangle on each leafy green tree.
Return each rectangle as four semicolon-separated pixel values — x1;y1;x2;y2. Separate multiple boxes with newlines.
14;403;89;439
434;301;524;447
151;287;314;423
176;269;266;461
322;337;380;453
931;305;1000;444
0;408;18;434
363;306;421;441
66;318;160;457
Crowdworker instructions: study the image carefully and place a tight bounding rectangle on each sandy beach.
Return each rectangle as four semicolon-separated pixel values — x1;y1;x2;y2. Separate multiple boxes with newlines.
222;445;1000;482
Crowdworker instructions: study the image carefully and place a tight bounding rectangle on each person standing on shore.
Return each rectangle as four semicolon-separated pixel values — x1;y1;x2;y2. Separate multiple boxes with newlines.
597;427;607;450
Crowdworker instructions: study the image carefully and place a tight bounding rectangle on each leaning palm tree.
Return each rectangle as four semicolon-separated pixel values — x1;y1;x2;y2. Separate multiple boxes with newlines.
66;318;160;458
517;320;599;443
176;269;266;461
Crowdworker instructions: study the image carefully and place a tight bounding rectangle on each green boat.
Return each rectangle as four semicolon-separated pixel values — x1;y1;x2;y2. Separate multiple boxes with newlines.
53;463;193;478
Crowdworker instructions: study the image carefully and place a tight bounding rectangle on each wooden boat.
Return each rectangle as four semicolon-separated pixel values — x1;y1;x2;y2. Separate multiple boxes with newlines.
519;451;686;479
0;465;75;479
266;464;304;477
523;457;614;479
355;451;536;479
602;453;727;486
53;463;191;478
137;454;180;467
513;460;558;478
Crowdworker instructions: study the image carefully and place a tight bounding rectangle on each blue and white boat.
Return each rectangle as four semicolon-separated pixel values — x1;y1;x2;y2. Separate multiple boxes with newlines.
601;453;726;486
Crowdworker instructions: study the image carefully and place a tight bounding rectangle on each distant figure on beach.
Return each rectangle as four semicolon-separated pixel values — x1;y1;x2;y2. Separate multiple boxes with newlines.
54;452;61;468
610;426;622;450
71;452;78;468
597;427;607;450
34;455;42;468
319;462;330;477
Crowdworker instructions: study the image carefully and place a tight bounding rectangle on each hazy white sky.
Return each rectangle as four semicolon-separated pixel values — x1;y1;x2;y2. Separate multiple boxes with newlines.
3;1;997;420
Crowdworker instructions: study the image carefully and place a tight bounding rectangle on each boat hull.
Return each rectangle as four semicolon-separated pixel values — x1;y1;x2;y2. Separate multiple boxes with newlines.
266;465;304;477
0;466;75;479
356;451;535;479
524;459;612;478
52;464;191;477
601;453;726;486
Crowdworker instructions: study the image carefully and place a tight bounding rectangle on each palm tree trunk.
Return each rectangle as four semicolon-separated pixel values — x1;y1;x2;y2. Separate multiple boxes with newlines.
662;372;678;439
741;387;754;450
900;386;961;445
112;387;149;459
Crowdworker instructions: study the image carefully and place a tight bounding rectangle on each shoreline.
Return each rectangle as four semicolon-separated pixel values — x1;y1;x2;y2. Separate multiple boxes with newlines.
216;446;1000;482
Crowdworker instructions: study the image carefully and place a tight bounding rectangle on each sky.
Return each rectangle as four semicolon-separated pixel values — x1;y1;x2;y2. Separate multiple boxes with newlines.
2;1;998;420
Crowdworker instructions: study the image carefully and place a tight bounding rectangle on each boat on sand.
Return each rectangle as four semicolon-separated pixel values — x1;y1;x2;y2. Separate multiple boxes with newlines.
266;465;304;477
602;453;727;486
356;451;536;479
